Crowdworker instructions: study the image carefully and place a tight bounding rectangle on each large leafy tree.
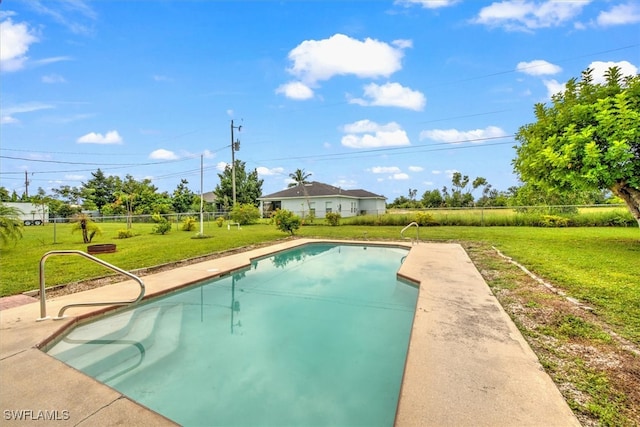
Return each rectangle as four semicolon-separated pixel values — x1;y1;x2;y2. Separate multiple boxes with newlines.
82;169;118;213
172;179;196;213
514;67;640;227
214;160;263;208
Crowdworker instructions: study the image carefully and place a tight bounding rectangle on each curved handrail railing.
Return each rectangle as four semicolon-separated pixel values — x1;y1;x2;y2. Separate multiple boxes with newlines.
38;250;145;321
401;222;419;244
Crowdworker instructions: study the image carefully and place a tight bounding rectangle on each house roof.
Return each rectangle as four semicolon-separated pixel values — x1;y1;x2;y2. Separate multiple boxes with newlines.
259;181;385;200
202;191;217;203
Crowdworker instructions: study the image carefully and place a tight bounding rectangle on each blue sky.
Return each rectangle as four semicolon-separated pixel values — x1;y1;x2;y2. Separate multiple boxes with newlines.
1;0;639;201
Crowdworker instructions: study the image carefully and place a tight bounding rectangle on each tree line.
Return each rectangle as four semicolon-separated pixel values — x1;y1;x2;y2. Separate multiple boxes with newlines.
0;160;264;218
387;171;618;210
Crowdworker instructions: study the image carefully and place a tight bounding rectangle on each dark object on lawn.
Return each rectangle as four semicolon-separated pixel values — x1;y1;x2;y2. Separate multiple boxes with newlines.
87;244;116;254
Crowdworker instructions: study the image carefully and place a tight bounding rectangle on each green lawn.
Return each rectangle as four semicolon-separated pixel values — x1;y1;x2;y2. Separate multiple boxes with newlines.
1;221;638;344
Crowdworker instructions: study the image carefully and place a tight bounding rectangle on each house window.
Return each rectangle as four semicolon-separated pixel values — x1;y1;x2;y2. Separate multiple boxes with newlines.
351;202;357;213
309;202;316;216
325;201;332;213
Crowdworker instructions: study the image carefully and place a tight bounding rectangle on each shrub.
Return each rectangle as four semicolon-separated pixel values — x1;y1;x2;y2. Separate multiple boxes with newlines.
325;212;341;226
303;211;315;225
414;212;435;226
230;204;260;225
181;216;197;231
151;213;172;235
216;216;225;227
272;209;301;235
539;215;569;227
116;229;134;239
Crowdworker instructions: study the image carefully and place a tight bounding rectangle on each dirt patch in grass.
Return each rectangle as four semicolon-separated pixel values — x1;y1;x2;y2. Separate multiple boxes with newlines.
463;242;640;426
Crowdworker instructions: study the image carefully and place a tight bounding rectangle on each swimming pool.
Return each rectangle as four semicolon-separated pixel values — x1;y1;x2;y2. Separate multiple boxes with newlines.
46;243;418;426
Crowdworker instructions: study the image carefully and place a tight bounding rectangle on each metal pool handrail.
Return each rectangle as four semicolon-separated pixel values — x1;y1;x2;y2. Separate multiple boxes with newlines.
38;250;145;321
401;222;419;244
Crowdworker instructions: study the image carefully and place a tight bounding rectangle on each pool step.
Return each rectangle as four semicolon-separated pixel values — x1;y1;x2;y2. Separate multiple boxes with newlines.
47;304;183;383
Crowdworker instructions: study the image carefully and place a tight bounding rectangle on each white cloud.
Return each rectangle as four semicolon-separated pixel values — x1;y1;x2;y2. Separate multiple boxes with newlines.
343;119;384;134
420;126;507;143
371;166;402;174
332;179;357;189
77;130;123;144
349;82;426;111
42;74;66;83
216;161;228;171
28;0;97;35
473;0;590;31
32;56;72;67
392;173;410;180
0;17;39;72
516;59;562;76
408;166;424;172
0;102;54;124
64;174;85;181
543;79;565;98
275;81;314;100
341;120;410;148
285;33;409;84
395;0;460;9
0;115;18;125
597;2;640;26
392;39;413;49
588;60;638;84
445;169;459;178
257;166;284;176
149;149;178;160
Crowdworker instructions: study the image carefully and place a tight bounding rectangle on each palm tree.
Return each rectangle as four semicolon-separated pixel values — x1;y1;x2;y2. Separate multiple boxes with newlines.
0;204;24;247
288;169;312;216
288;169;312;188
71;213;102;243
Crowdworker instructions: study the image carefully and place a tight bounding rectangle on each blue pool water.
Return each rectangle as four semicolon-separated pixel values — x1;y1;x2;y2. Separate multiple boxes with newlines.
47;244;418;426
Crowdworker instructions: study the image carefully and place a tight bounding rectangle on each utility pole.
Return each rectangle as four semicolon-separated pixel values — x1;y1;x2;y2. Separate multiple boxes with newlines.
24;170;30;198
230;120;241;206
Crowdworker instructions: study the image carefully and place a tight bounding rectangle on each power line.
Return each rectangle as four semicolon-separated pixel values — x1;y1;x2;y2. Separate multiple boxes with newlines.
259;135;515;163
0;154;196;174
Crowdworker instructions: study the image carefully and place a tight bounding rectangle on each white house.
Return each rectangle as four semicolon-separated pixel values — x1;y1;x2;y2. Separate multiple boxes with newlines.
258;181;386;219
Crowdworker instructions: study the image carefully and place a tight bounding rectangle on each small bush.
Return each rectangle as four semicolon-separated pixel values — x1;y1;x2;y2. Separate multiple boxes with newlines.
151;213;172;235
181;216;197;231
303;211;315;225
216;216;225;227
230;204;260;225
414;212;435;226
272;209;301;235
117;229;134;239
325;212;341;226
540;215;569;227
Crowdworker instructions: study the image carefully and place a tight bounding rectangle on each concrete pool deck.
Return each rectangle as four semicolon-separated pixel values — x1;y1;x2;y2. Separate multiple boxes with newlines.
0;239;580;426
